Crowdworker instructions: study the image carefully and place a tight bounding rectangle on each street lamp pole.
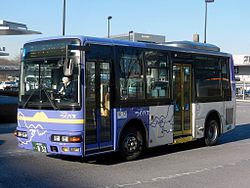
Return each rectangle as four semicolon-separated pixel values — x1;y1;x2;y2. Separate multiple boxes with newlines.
107;16;112;38
204;0;214;43
62;0;66;36
128;31;133;41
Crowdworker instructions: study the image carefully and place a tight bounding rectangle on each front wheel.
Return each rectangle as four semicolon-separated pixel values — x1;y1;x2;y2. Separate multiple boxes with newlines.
119;128;144;161
204;118;220;146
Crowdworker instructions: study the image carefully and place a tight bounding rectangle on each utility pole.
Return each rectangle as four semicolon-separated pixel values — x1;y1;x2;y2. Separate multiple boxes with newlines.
204;0;214;43
62;0;66;36
107;16;112;38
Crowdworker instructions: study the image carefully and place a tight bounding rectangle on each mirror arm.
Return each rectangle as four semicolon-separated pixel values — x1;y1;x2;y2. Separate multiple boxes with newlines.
68;45;90;51
65;45;68;62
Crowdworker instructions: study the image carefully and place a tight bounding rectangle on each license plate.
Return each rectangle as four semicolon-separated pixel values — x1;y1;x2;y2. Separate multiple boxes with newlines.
32;142;47;153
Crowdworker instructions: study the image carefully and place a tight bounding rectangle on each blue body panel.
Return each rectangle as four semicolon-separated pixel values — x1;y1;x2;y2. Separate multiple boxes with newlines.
17;109;84;156
113;107;150;151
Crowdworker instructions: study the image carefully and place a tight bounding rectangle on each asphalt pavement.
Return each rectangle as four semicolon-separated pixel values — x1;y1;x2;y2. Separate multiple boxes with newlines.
1;101;250;188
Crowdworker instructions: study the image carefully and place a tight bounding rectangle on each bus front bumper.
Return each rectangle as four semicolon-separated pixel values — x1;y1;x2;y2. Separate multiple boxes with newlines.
15;128;84;157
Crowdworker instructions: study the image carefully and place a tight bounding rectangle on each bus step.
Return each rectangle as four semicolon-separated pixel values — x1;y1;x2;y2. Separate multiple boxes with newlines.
173;136;193;144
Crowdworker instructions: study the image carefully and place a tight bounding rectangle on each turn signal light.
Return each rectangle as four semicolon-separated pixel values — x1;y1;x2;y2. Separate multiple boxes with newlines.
69;136;81;143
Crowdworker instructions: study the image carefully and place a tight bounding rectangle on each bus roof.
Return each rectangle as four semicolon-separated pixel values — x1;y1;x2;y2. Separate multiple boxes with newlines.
26;35;231;57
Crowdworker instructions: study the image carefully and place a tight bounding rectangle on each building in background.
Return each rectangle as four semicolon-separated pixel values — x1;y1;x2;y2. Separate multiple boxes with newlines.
233;55;250;81
0;46;9;57
233;55;250;97
0;20;41;35
110;32;166;43
0;65;19;81
0;20;41;83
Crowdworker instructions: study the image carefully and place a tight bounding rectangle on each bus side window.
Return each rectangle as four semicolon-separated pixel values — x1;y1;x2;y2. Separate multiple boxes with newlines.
221;58;231;99
145;51;169;99
195;56;222;99
119;48;144;100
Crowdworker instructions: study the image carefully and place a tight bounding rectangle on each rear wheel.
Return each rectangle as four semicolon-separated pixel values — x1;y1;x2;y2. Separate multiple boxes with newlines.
205;118;219;146
119;127;144;161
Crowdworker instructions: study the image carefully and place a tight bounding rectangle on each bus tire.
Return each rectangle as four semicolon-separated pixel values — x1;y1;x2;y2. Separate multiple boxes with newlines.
204;118;219;146
119;127;143;161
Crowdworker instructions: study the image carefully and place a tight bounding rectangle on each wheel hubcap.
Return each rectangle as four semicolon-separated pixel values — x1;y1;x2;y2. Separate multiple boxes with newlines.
208;122;218;141
124;136;138;153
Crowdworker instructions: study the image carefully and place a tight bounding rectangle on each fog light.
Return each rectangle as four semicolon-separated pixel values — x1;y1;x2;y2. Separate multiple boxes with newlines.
70;147;80;152
62;147;69;152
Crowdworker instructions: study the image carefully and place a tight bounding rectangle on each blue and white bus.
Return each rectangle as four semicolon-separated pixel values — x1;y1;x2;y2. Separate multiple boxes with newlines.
15;36;236;160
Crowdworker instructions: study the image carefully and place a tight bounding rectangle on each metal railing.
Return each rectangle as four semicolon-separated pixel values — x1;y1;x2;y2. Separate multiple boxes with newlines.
236;81;250;101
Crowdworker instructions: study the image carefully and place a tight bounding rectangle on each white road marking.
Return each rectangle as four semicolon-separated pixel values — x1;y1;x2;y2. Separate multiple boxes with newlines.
101;158;250;188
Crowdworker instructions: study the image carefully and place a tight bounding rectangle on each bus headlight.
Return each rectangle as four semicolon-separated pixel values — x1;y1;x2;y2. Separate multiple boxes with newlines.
14;130;28;139
51;135;82;143
53;135;61;142
61;136;69;142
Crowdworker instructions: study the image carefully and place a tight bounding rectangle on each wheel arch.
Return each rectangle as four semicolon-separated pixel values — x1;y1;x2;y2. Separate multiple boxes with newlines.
204;110;222;136
117;118;148;151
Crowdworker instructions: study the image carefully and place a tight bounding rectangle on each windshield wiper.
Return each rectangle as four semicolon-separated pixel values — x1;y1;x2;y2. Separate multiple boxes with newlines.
41;86;58;110
22;89;37;108
22;85;59;110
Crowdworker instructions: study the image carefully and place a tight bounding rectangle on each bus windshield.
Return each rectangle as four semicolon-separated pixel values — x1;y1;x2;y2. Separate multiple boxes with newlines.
19;39;81;110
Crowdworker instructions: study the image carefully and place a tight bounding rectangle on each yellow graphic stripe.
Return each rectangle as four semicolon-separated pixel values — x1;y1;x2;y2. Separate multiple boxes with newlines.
17;112;84;124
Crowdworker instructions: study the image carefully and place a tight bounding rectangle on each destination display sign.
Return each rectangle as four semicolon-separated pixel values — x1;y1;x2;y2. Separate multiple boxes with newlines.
23;38;80;59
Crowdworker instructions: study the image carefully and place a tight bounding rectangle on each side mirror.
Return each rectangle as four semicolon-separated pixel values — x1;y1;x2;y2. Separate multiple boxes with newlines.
63;45;90;76
63;58;73;76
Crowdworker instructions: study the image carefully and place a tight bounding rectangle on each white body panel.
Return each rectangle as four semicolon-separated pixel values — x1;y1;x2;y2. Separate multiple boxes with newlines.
149;105;174;147
192;101;236;139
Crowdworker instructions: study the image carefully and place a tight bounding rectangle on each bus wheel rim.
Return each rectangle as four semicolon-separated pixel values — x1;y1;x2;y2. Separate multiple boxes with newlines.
208;121;218;141
124;135;138;153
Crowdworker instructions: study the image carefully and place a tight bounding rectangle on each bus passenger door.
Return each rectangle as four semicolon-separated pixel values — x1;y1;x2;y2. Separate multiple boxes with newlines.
173;64;192;137
85;60;112;155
